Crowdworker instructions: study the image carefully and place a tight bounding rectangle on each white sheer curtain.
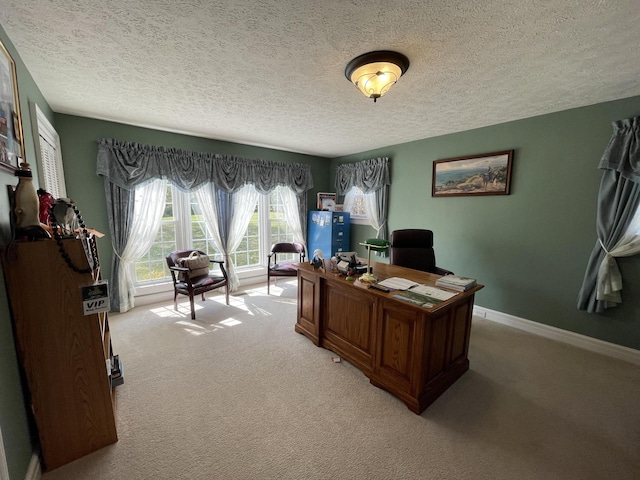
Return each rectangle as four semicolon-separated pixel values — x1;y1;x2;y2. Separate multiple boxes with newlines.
277;186;306;249
226;184;260;291
597;204;640;303
118;179;167;312
364;189;385;239
343;187;356;214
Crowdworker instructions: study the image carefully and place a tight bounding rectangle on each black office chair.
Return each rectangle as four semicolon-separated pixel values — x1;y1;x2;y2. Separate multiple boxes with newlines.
166;249;229;319
389;229;453;275
267;242;305;294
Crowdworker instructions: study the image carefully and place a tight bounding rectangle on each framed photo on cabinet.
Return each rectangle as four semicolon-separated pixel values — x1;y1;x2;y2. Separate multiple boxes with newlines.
432;150;513;197
0;38;25;174
317;192;337;210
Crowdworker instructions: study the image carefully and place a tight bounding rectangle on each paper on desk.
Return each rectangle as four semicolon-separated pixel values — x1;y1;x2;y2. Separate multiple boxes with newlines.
377;277;419;290
410;284;457;300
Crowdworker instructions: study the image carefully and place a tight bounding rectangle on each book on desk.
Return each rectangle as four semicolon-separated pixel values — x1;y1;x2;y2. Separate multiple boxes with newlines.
435;274;477;292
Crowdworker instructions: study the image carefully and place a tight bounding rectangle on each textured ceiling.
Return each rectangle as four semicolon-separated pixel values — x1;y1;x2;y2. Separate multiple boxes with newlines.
1;1;639;158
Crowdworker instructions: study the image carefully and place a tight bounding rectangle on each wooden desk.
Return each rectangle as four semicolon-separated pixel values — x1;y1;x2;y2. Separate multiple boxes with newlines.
295;261;483;414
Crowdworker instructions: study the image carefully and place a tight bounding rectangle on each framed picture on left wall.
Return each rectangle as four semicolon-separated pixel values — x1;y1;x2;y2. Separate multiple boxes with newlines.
0;38;25;174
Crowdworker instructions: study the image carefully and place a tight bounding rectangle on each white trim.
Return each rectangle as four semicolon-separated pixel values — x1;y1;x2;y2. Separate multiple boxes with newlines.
28;102;67;198
473;305;640;366
24;453;40;480
348;215;372;226
0;426;9;480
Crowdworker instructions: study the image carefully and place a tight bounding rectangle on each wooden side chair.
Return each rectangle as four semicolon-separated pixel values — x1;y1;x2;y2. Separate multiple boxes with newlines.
267;242;305;294
165;249;229;319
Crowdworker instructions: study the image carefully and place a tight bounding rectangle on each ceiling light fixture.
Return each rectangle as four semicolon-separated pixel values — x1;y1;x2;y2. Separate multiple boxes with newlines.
345;50;410;102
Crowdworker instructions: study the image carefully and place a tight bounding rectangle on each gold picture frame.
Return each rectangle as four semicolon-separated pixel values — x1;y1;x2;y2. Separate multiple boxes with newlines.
0;38;25;174
432;150;514;197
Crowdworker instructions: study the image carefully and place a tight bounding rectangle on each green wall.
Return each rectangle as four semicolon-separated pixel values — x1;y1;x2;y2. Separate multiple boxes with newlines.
0;24;52;480
333;96;640;350
53;114;330;283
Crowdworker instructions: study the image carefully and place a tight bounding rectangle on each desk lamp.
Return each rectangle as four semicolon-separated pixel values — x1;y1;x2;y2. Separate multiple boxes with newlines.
359;238;390;283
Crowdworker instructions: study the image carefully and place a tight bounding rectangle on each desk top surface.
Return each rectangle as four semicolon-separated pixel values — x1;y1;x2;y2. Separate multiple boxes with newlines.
298;260;484;312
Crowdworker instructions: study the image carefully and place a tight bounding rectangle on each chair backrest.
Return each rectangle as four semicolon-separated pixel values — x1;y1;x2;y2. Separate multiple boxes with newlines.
269;242;305;265
166;249;207;269
270;242;305;254
389;229;438;273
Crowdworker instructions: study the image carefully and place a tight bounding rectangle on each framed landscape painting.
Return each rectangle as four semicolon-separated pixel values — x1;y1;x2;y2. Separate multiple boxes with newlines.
432;150;513;197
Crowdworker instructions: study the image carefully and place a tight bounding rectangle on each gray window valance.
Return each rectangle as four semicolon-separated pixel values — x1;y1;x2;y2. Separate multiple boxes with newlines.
334;157;390;195
96;138;314;194
598;116;640;183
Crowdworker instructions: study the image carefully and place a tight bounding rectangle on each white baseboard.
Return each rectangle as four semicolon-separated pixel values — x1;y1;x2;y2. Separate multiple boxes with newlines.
24;453;40;480
473;305;640;366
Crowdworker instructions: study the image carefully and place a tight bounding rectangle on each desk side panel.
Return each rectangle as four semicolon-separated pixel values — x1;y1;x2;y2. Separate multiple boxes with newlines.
450;297;473;362
417;295;475;411
296;269;320;344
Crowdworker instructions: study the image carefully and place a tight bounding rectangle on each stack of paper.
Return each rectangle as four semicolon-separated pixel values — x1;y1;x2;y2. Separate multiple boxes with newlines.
392;285;457;308
377;277;419;290
435;274;477;292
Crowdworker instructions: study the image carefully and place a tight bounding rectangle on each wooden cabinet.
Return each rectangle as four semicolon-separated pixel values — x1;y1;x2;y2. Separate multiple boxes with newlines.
296;261;482;414
1;238;118;471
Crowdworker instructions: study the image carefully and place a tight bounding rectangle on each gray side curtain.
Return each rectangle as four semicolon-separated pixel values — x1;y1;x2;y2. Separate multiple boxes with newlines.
97;139;314;310
103;180;134;312
577;116;640;313
298;191;307;245
335;157;391;241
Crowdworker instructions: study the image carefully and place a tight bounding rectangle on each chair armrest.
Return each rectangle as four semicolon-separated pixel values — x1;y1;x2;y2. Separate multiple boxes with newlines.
209;259;224;265
168;265;195;286
434;267;454;276
169;266;189;273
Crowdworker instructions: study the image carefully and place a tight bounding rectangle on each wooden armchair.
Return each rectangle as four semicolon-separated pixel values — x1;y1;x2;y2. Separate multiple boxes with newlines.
165;249;229;319
267;242;305;294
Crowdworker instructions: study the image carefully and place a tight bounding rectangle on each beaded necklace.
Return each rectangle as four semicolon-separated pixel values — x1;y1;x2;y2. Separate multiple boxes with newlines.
48;201;100;275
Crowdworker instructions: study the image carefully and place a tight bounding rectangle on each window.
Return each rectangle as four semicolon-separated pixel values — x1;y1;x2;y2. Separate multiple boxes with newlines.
30;103;66;198
343;186;371;225
134;187;180;282
133;184;295;286
266;187;296;262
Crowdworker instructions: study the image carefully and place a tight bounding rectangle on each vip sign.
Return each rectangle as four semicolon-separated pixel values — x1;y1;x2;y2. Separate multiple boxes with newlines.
81;281;110;315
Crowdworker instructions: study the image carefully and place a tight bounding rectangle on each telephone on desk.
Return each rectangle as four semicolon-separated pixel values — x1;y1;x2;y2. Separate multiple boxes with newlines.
335;252;368;275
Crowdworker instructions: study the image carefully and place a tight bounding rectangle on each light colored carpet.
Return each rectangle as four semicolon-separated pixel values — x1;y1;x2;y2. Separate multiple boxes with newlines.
41;280;640;480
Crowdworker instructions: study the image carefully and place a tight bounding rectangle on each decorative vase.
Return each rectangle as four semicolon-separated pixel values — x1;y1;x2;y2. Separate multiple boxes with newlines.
14;162;49;240
37;188;55;225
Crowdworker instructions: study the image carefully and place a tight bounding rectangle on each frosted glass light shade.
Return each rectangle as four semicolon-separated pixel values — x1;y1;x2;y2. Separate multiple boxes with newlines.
345;51;410;102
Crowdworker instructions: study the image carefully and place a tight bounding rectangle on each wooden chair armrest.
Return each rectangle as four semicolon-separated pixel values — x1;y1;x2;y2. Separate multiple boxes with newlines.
169;265;189;272
209;258;224;265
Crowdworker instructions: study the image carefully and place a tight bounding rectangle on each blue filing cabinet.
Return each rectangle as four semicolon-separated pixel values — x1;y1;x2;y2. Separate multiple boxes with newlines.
307;211;350;258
